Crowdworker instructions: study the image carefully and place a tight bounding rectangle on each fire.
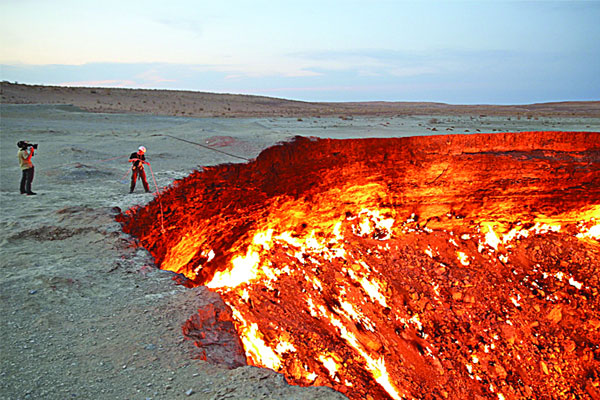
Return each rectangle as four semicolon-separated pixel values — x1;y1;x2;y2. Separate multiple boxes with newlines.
357;274;388;308
117;132;600;399
206;247;260;288
481;222;502;250
232;309;282;370
319;354;340;379
456;250;470;266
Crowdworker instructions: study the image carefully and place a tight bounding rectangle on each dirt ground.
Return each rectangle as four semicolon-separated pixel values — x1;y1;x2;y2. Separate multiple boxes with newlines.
2;81;600;119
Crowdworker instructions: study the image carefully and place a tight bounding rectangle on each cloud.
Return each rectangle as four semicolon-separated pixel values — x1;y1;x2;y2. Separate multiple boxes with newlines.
388;66;438;77
191;62;322;79
286;48;453;78
135;68;177;85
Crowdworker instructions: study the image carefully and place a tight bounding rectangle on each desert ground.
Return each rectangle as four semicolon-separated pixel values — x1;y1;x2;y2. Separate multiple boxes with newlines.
3;82;600;119
1;83;599;399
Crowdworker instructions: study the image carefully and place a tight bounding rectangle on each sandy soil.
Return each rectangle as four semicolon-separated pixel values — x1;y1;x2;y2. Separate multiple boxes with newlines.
0;85;599;400
3;81;600;119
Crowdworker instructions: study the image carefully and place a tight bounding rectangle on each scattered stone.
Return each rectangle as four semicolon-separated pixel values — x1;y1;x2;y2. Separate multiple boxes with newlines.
451;291;462;301
563;340;576;353
547;305;563;324
540;361;550;375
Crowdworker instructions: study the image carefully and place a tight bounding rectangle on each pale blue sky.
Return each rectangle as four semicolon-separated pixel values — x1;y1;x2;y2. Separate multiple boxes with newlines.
1;0;599;103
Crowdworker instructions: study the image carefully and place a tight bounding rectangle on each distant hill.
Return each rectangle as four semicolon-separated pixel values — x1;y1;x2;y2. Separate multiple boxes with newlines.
2;81;599;118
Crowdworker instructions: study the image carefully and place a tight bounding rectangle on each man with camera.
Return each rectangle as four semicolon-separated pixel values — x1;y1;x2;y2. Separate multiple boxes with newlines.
17;141;37;195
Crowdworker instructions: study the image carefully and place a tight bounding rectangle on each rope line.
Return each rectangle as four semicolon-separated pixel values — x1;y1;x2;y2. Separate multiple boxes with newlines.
160;134;251;161
148;163;166;234
118;166;132;183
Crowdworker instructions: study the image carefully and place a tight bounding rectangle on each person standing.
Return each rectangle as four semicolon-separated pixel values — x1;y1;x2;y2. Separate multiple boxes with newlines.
17;141;36;195
129;146;151;193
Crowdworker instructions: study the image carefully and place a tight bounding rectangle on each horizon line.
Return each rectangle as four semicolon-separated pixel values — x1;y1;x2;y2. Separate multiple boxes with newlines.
3;81;599;108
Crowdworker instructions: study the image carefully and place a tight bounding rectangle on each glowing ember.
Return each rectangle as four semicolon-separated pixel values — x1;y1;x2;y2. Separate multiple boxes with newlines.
118;132;600;399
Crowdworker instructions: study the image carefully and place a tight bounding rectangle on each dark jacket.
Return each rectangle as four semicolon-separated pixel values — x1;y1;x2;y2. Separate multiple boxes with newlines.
129;152;146;169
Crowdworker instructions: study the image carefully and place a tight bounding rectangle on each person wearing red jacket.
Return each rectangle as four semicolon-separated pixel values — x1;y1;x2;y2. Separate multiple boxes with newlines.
128;146;151;193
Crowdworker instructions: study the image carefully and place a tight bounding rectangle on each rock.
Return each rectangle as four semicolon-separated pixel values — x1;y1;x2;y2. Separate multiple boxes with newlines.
181;287;247;369
547;305;563;324
563;339;576;353
501;324;517;345
451;291;462;301
586;380;600;400
494;364;508;379
587;319;600;330
540;361;549;375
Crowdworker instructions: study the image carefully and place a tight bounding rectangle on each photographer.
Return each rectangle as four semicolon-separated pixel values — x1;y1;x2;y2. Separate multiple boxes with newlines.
17;141;37;195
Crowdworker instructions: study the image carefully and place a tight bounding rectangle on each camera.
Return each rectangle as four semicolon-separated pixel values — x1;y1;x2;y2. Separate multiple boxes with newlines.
17;141;38;150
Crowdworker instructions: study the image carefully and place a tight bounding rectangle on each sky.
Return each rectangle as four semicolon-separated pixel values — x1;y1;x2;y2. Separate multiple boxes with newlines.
1;0;599;104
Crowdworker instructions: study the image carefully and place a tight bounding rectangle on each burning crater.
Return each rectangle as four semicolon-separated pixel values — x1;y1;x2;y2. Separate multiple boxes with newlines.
118;132;600;399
